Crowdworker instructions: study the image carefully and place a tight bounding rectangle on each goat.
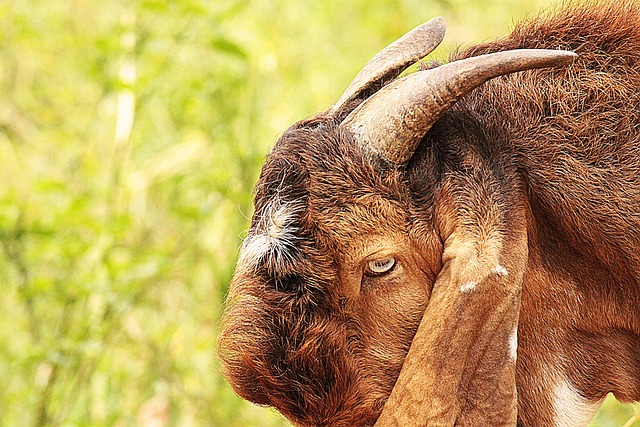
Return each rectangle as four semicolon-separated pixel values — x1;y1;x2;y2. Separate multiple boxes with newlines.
218;2;640;426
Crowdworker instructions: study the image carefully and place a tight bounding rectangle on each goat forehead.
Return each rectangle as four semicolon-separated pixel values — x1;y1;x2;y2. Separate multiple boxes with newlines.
309;189;410;234
245;122;410;276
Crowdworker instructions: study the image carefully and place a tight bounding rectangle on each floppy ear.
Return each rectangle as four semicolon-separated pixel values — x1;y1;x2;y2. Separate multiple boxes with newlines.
375;169;528;426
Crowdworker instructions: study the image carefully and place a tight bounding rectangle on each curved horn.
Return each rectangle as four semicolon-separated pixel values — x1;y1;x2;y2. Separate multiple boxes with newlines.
341;49;578;164
330;17;446;117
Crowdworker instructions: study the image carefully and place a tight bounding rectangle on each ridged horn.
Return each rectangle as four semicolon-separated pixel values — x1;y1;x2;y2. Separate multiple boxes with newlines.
341;49;578;165
330;17;446;117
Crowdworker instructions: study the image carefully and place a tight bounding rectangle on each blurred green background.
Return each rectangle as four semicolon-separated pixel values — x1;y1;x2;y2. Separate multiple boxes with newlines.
0;0;638;426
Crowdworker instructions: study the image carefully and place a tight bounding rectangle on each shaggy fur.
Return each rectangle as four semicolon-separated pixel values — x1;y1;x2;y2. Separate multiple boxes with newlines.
219;2;640;426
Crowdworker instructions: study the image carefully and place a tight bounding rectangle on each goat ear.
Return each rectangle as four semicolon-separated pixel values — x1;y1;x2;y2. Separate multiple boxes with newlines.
375;172;528;426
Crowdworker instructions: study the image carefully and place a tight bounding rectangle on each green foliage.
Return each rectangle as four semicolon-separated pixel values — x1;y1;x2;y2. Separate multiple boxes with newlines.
0;0;636;425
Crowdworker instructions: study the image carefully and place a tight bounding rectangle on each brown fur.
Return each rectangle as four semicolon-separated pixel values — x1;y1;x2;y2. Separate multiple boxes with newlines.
219;2;640;426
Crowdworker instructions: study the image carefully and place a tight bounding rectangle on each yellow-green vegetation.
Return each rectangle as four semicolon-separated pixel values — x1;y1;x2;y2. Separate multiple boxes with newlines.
0;0;636;425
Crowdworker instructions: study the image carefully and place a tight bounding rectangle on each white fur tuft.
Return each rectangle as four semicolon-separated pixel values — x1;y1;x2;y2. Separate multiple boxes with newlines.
508;327;518;361
493;265;509;277
460;281;477;293
238;200;302;270
552;378;602;427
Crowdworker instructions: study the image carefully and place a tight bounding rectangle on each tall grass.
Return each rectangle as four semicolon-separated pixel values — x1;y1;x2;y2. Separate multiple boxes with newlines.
0;0;636;425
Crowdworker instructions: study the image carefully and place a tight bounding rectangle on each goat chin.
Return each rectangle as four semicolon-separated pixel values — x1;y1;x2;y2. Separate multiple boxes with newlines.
219;2;640;426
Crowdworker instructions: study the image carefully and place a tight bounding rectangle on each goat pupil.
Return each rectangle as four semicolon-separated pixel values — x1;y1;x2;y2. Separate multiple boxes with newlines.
368;258;395;274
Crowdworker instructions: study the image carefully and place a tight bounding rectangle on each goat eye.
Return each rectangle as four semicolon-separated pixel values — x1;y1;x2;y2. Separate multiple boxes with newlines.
367;257;396;275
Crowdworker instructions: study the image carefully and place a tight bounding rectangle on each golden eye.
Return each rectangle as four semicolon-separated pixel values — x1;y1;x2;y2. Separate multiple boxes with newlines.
367;257;396;275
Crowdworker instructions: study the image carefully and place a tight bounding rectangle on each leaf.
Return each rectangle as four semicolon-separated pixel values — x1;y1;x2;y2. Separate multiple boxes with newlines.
212;36;247;59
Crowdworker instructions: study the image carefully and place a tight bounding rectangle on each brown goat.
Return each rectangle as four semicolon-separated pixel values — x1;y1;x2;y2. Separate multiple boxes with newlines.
219;2;640;426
